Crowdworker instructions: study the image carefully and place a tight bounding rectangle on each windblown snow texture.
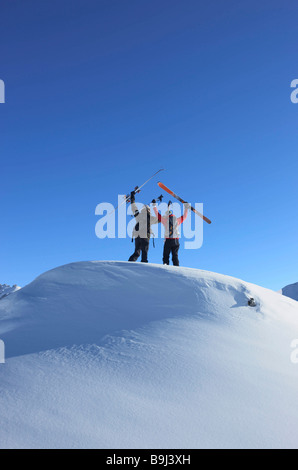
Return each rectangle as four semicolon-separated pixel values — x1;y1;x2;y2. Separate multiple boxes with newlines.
0;261;298;449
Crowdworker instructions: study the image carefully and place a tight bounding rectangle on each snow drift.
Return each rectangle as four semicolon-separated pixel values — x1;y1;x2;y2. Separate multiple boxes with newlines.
0;261;298;449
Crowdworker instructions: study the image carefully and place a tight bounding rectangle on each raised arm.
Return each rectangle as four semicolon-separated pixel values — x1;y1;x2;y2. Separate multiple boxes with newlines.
130;191;140;216
177;204;189;225
153;205;167;225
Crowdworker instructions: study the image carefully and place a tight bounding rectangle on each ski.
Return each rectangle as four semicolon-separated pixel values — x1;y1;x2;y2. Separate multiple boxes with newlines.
109;169;165;215
157;181;212;224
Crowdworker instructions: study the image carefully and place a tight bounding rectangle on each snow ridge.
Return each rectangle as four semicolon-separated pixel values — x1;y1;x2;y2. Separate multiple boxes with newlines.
0;283;20;300
0;261;298;449
280;282;298;302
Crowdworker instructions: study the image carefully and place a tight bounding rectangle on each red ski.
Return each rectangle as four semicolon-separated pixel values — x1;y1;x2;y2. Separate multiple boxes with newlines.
157;181;212;224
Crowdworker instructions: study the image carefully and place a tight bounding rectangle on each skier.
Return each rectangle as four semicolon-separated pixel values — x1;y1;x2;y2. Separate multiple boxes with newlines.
128;190;159;263
152;200;189;266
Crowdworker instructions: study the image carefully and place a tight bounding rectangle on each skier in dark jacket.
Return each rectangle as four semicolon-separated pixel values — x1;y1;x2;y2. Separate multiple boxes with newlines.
152;201;188;266
128;191;159;263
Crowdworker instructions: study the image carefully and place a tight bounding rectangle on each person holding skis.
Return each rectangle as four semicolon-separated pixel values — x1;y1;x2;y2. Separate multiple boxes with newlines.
128;190;159;263
152;200;189;266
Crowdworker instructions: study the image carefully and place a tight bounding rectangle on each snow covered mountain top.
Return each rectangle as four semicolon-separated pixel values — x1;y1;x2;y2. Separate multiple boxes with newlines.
0;283;21;300
280;282;298;302
0;261;298;449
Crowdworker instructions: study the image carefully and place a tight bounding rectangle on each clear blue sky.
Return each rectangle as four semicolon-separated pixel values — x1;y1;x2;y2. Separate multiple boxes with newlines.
1;0;297;291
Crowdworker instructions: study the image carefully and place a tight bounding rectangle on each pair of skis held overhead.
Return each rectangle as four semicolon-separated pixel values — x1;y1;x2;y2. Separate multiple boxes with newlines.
111;168;212;225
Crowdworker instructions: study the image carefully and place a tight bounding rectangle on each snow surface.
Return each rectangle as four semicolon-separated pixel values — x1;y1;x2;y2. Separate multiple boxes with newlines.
0;261;298;449
280;282;298;302
0;284;20;300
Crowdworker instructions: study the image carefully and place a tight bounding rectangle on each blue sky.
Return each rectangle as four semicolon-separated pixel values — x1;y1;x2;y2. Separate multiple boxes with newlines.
1;0;297;290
